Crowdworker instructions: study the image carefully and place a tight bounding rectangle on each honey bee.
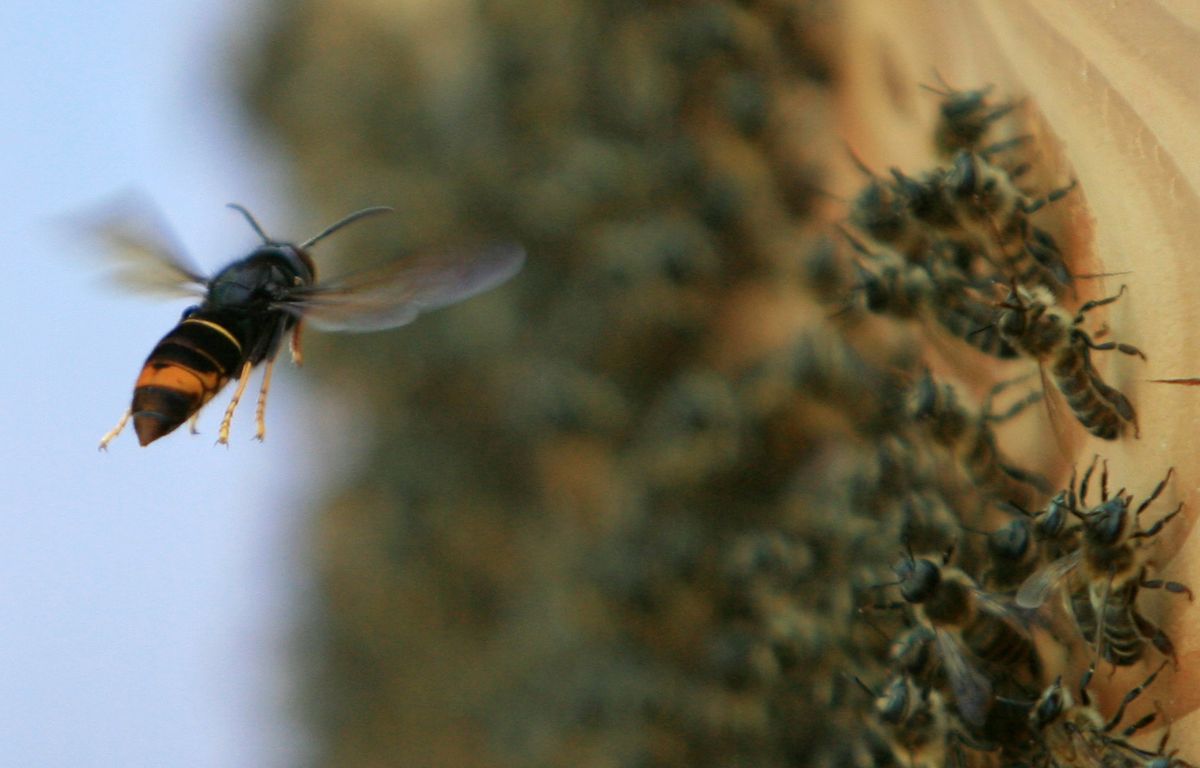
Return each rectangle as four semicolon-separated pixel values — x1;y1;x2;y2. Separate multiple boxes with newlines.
921;79;1020;157
841;232;1019;360
978;518;1039;595
1028;661;1192;767
753;329;913;439
891;552;1040;727
1016;464;1191;666
847;157;930;261
940;150;1076;291
887;152;1074;295
906;370;1050;506
91;202;525;446
855;673;952;768
995;284;1143;440
999;476;1084;566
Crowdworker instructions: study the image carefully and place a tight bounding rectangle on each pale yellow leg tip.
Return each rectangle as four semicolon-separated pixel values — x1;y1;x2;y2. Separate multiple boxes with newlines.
98;409;132;451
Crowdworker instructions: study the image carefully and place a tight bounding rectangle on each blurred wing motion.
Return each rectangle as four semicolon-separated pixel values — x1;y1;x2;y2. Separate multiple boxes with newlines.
73;195;209;298
286;242;526;332
1016;549;1083;609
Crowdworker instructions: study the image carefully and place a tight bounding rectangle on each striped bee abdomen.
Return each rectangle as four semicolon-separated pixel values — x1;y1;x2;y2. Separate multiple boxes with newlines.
131;312;246;445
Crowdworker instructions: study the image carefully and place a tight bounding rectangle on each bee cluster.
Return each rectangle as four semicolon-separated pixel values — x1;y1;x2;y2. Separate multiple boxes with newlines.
790;82;1191;767
241;1;1190;766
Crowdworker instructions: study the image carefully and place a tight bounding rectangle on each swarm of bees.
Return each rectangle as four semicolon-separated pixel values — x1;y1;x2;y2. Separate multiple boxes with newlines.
781;78;1194;767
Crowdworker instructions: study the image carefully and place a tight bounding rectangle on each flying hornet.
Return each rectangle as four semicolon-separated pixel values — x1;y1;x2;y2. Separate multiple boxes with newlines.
89;201;525;447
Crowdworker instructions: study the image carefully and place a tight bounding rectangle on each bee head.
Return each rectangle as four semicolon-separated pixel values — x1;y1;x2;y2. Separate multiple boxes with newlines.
895;556;941;604
1084;496;1129;545
1031;677;1068;728
996;293;1026;336
988;518;1032;562
850;179;908;244
1036;491;1072;539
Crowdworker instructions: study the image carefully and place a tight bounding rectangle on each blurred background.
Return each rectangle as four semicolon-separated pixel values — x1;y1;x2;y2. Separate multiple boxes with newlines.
6;0;1199;766
2;0;841;765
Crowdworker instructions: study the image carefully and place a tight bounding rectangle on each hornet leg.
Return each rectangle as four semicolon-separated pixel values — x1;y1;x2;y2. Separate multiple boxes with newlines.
217;361;254;446
254;356;278;442
98;408;132;451
290;321;304;366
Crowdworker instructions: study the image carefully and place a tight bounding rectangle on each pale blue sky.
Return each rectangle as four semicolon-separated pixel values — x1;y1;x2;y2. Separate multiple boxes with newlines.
1;1;323;765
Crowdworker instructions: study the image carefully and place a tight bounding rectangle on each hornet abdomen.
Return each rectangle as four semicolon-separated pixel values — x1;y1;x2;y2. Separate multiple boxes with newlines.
131;310;247;445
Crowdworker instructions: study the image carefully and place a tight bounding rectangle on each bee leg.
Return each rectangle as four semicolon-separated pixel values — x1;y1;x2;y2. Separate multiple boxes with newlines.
1138;577;1193;602
1134;468;1176;518
254;356;278;442
999;462;1053;495
1133;611;1178;667
1103;659;1166;732
1019;179;1077;213
1134;502;1183;541
188;412;201;435
290;321;304;366
978;132;1030;157
1074;284;1129;321
217;361;254;446
1080;334;1147;360
1078;453;1102;505
984;384;1041;423
1151;703;1177;757
1077;663;1097;706
98;408;132;451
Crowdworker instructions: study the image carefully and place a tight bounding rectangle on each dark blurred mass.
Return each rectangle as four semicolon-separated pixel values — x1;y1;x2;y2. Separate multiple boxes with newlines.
236;1;1010;766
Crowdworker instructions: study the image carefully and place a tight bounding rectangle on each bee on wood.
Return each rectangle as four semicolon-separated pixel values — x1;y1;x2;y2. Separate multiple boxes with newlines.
995;284;1143;440
921;78;1020;158
887;551;1040;727
886;152;1073;296
940;150;1076;292
854;673;954;768
840;232;1019;360
998;468;1085;566
1029;660;1192;767
907;370;1050;507
1016;463;1192;666
847;156;930;261
90;202;525;447
976;518;1040;596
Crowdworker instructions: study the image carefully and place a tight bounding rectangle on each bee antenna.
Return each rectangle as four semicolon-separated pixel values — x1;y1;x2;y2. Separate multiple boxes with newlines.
918;81;950;98
850;674;878;698
227;203;274;244
300;206;395;249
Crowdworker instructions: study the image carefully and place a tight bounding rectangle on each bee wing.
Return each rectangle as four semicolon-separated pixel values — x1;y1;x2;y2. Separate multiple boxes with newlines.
72;194;209;298
284;243;526;332
934;629;992;727
1037;362;1077;459
1015;549;1083;609
974;589;1037;633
